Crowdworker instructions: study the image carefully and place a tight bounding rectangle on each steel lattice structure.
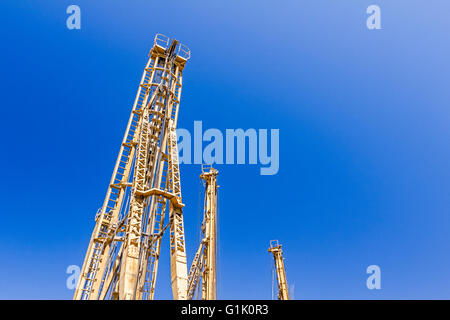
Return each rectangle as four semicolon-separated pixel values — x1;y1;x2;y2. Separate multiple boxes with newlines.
74;34;190;300
187;166;219;300
269;240;290;300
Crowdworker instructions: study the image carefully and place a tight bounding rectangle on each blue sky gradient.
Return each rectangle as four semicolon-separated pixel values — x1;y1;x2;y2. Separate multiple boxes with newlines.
0;0;449;299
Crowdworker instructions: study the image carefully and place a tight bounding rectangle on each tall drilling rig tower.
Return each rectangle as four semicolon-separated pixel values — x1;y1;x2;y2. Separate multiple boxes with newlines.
269;240;290;300
74;34;190;300
187;166;219;300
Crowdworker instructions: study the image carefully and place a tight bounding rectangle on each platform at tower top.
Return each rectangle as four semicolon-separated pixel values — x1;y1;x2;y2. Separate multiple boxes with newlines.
149;34;190;69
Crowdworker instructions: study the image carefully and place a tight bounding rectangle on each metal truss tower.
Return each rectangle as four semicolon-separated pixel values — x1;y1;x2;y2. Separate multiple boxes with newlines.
187;166;219;300
74;34;190;300
269;240;290;300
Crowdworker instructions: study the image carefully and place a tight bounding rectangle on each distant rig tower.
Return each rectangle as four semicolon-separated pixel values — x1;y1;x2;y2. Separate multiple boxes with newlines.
74;34;191;300
269;240;290;300
187;166;219;300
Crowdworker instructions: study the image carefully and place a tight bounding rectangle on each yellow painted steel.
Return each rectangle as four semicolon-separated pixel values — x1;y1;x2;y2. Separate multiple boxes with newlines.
187;166;218;300
268;240;290;300
74;34;190;300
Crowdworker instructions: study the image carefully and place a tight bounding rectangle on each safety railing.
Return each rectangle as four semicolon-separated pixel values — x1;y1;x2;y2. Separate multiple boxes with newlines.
153;34;191;60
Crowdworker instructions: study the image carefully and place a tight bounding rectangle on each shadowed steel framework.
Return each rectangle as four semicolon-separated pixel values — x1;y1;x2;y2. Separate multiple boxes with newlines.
74;34;190;300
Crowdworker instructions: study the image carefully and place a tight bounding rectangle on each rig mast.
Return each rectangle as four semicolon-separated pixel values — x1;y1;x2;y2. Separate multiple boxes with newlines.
187;166;219;300
74;34;190;300
269;240;290;300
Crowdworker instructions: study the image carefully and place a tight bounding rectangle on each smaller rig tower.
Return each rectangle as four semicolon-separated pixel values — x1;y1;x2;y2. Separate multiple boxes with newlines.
268;240;290;300
187;166;219;300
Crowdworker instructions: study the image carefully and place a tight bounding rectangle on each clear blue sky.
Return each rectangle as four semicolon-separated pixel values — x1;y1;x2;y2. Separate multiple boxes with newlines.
0;0;449;299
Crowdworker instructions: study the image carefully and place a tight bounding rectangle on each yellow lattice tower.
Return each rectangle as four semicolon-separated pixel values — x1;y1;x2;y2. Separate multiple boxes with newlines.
74;34;190;300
